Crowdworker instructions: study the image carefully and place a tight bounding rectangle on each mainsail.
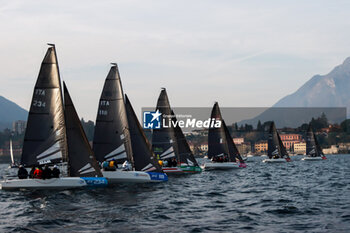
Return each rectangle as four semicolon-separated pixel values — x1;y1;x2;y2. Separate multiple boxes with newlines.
267;122;289;159
208;102;242;162
63;82;102;177
152;88;176;160
306;124;324;157
171;111;199;166
21;45;67;166
93;64;131;163
124;95;163;172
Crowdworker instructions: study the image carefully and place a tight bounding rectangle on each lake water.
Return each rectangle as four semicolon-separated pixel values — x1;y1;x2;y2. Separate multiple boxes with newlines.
0;155;349;232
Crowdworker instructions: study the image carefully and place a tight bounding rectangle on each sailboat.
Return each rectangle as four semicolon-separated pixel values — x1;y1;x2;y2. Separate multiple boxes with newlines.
8;139;18;168
262;121;291;163
93;64;167;183
302;124;327;161
202;102;247;170
0;45;107;190
170;111;202;173
152;88;201;174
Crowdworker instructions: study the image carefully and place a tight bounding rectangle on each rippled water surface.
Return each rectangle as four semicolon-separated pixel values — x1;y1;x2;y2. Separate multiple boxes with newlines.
1;155;350;232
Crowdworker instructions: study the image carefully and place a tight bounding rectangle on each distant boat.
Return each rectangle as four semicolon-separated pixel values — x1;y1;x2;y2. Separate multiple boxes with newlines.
8;139;18;169
202;102;246;170
152;88;201;174
263;122;291;163
1;45;107;190
302;124;327;161
93;64;167;183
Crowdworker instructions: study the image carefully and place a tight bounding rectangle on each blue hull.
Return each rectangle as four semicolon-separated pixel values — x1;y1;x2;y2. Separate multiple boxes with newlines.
146;172;168;182
80;177;108;187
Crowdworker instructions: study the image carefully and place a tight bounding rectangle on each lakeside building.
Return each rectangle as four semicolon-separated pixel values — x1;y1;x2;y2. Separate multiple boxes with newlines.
323;145;339;154
280;133;302;150
0;148;22;156
12;120;26;134
233;137;244;145
255;140;268;153
294;142;306;154
237;142;251;154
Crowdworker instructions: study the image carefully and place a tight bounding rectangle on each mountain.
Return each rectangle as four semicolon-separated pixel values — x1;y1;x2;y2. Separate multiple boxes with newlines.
0;96;28;130
274;57;350;109
239;57;350;128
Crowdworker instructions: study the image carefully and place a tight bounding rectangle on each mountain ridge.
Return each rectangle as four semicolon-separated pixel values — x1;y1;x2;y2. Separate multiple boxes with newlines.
0;95;28;130
239;57;350;127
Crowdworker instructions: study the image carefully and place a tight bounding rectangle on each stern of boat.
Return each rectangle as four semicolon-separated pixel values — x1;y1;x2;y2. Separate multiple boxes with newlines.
146;172;168;182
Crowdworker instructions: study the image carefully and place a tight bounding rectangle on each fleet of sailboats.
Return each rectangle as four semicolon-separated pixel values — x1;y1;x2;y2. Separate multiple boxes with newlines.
0;44;330;190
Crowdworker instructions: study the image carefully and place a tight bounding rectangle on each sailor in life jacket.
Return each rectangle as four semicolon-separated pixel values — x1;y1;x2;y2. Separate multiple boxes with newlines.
122;160;132;171
33;167;43;179
102;159;109;170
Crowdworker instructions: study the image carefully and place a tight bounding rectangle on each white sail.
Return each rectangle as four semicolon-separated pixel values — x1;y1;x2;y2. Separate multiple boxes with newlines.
10;139;14;165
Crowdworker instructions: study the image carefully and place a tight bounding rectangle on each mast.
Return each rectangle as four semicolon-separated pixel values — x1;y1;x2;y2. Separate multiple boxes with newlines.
124;95;163;172
21;45;68;166
93;64;132;164
207;102;229;159
63;82;102;177
152;88;177;160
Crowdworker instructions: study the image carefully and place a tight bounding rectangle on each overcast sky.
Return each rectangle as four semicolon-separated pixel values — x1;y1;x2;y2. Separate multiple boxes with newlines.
1;0;350;121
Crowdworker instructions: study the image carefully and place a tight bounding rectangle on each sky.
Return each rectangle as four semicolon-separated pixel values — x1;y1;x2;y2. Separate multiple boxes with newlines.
1;0;350;121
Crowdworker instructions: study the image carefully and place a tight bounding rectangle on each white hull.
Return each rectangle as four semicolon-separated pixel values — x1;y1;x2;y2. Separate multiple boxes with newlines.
0;178;87;190
262;158;288;163
301;156;326;161
202;162;245;170
102;170;167;184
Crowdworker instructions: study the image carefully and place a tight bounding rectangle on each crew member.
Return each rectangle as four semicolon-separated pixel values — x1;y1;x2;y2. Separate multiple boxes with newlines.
108;160;117;171
33;166;43;179
42;165;52;179
52;165;60;178
102;159;109;171
122;160;132;171
29;166;36;178
18;165;28;179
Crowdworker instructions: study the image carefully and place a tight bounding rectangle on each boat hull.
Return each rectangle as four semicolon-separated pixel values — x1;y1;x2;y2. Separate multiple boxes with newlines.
262;158;290;163
301;156;327;161
102;170;168;184
0;177;108;190
162;166;202;174
202;162;246;170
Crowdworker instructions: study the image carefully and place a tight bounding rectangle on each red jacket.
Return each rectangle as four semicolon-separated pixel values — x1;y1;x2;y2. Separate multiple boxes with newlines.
33;168;43;179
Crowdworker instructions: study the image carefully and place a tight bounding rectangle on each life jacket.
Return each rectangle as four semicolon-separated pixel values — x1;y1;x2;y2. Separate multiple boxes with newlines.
109;161;115;168
33;168;43;179
102;161;109;168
